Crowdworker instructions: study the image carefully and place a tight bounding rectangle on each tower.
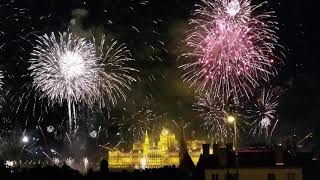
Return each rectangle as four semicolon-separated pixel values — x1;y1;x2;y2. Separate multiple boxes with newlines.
159;128;169;152
143;131;150;154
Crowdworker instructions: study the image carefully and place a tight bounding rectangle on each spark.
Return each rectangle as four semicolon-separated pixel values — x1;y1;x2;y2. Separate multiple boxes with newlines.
0;0;33;54
101;0;167;83
47;126;55;133
180;0;281;101
89;130;97;138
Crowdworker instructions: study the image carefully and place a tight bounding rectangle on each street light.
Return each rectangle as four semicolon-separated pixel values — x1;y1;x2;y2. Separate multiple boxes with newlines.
22;136;29;143
20;135;30;155
227;116;235;124
227;115;237;151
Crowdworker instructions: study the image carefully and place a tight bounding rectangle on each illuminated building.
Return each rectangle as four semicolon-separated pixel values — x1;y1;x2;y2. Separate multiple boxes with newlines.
108;128;203;169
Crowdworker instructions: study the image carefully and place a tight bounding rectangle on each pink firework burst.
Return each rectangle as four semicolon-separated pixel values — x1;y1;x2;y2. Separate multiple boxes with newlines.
180;0;281;100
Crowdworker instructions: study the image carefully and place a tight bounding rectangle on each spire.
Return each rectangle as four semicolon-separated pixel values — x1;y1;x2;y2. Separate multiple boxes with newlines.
144;130;149;143
143;130;150;154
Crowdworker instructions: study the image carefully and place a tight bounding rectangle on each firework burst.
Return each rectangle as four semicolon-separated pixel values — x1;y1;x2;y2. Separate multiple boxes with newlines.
193;92;232;142
95;36;137;107
180;0;281;100
29;32;137;133
111;99;163;148
29;32;101;132
29;32;101;105
249;87;280;139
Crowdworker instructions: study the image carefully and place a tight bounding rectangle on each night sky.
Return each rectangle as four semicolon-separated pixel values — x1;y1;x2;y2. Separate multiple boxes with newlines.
0;0;319;149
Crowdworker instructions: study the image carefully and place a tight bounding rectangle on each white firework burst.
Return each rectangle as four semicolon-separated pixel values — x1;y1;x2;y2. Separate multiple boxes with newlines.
29;32;101;132
29;32;137;133
29;32;101;106
249;87;280;138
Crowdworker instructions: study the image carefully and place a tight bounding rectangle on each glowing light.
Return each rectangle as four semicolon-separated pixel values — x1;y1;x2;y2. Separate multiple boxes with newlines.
60;51;86;79
89;131;97;138
47;126;54;133
65;157;74;168
161;128;169;136
83;157;89;171
226;0;241;16
22;136;29;143
227;115;236;123
53;158;60;165
5;161;14;167
140;157;147;169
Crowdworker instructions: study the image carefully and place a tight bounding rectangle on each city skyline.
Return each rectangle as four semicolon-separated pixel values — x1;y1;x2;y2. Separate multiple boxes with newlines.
0;0;319;175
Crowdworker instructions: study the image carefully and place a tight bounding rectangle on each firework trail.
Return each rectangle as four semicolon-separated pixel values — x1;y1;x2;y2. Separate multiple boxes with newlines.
248;87;280;139
180;0;281;101
0;71;3;91
0;2;60;135
0;1;33;54
0;0;32;105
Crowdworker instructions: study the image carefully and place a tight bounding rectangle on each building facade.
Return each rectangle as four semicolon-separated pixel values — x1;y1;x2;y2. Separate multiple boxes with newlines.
108;128;202;169
205;168;302;180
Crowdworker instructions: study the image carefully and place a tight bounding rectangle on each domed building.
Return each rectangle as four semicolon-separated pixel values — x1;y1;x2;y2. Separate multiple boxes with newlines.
108;128;204;169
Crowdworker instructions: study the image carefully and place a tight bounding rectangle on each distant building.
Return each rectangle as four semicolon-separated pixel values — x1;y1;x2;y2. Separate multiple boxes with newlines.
108;128;203;169
205;168;302;180
197;144;303;180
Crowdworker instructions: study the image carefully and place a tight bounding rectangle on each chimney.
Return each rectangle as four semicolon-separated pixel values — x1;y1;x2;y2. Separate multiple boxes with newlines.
212;144;219;154
202;144;210;157
226;143;233;151
275;146;284;166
